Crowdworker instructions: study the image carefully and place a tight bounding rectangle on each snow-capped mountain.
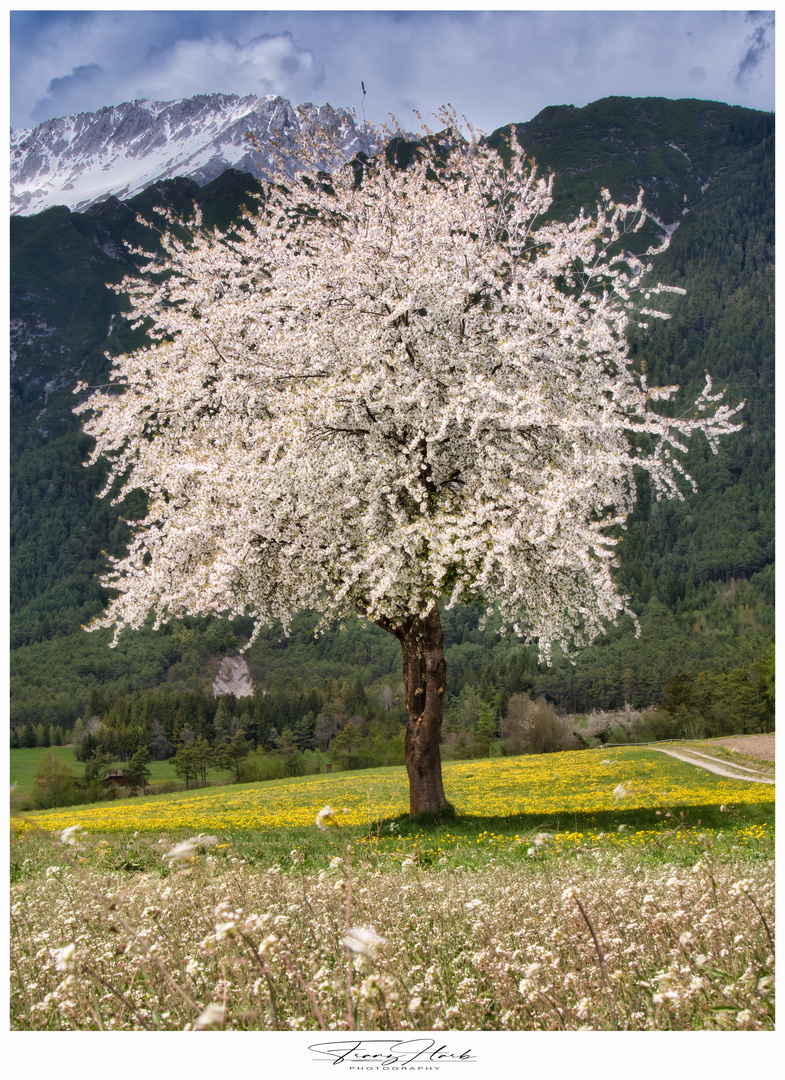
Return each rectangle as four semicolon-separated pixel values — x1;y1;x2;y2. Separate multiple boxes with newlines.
10;93;377;216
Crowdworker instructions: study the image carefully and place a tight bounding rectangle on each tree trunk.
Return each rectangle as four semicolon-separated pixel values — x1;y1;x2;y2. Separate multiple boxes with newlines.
378;607;448;816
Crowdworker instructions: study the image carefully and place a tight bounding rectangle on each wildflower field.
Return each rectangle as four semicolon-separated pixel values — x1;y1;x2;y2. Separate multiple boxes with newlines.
15;745;773;834
10;745;774;1034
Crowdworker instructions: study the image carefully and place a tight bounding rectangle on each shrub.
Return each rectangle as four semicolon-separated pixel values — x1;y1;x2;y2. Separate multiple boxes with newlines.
148;781;186;795
500;693;576;755
300;749;329;775
33;749;79;808
443;731;477;760
239;750;289;783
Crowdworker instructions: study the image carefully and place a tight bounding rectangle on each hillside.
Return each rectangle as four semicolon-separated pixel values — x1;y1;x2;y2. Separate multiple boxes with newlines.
9;95;774;734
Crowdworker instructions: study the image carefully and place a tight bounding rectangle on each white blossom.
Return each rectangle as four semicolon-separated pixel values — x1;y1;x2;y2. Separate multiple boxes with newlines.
58;825;87;847
343;925;388;958
729;879;754;897
316;805;336;831
258;934;278;956
55;943;76;972
193;1003;225;1030
76;106;742;663
162;834;219;864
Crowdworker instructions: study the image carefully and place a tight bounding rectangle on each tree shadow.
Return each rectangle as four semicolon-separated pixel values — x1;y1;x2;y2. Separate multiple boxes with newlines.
389;801;774;837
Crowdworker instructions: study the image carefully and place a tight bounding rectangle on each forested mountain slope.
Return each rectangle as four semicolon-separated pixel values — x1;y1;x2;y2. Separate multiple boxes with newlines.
10;96;774;731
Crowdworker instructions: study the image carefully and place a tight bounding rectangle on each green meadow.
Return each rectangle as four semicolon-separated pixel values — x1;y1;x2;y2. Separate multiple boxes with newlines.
10;746;223;801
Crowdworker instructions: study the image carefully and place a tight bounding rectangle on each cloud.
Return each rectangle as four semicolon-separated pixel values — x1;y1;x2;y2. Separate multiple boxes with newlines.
32;63;106;122
15;17;326;128
734;12;775;88
10;11;776;133
139;31;324;103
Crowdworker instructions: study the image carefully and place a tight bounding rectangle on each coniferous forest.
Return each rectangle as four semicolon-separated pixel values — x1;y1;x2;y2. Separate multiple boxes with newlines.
10;97;774;761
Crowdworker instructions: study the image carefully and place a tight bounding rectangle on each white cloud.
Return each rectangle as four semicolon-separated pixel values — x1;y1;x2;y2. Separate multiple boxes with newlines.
13;15;326;127
11;10;775;133
137;32;324;103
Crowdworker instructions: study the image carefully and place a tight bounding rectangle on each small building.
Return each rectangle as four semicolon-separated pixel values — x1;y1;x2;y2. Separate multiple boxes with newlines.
104;771;131;787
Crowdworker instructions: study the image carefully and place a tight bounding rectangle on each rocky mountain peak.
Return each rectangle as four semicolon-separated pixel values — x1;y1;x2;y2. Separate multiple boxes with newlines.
10;91;377;216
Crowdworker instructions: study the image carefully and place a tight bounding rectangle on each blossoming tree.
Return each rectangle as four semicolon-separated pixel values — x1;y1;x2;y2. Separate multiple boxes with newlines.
77;108;741;814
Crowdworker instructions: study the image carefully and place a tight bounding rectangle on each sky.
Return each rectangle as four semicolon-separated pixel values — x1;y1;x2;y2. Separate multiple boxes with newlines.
8;7;776;133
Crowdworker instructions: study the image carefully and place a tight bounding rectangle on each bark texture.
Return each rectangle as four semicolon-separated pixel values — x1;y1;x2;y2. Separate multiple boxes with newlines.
378;607;448;815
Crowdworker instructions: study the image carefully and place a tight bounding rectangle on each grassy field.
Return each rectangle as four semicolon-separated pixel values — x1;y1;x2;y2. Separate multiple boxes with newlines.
10;746;78;796
10;744;774;1032
14;744;774;835
10;746;224;800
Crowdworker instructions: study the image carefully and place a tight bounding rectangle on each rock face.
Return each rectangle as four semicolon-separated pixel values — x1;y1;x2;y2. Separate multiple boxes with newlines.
11;92;379;216
212;655;255;699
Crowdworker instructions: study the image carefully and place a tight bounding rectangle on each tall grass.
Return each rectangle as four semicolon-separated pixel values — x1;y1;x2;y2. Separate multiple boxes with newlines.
10;811;774;1031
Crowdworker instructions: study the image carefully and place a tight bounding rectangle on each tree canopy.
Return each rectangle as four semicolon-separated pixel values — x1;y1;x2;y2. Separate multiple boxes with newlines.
77;108;741;660
76;108;742;812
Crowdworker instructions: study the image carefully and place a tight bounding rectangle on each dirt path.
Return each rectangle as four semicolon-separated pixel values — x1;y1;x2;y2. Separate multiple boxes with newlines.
649;747;775;784
672;748;766;774
706;733;775;762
